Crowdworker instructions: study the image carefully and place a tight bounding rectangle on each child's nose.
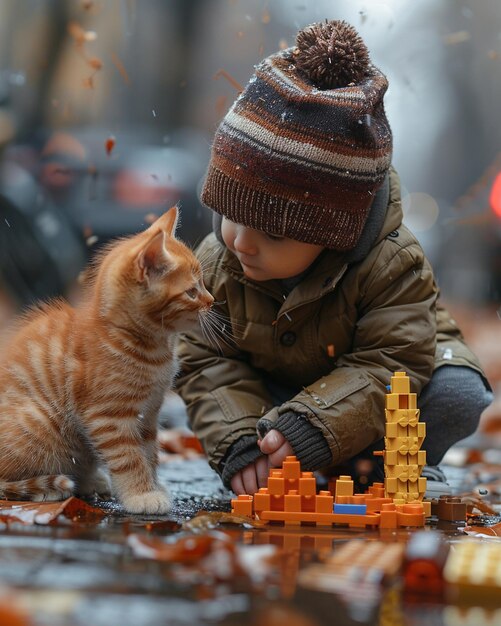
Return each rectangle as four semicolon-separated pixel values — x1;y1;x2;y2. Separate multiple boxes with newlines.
233;226;258;255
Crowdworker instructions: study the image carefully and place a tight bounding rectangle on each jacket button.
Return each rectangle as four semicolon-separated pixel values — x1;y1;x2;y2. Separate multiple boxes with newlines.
280;331;296;347
388;230;399;238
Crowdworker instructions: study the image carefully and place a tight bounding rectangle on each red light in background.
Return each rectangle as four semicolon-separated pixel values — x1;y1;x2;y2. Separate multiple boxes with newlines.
114;170;180;208
490;172;501;219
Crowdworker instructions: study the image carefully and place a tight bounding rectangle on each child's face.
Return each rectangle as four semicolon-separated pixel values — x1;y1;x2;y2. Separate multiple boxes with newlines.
221;218;325;281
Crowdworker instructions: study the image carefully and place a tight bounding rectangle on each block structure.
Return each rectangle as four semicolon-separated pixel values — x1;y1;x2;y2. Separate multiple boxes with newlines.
232;456;426;529
231;371;431;529
383;372;427;503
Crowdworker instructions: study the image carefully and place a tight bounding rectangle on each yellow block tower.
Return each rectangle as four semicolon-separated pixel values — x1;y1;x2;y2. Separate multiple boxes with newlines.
383;372;427;503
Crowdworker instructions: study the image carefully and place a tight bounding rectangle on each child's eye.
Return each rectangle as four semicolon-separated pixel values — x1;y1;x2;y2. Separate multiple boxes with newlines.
186;288;198;299
266;233;284;242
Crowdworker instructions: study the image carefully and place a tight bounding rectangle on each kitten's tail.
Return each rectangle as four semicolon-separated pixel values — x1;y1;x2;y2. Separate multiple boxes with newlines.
0;475;75;500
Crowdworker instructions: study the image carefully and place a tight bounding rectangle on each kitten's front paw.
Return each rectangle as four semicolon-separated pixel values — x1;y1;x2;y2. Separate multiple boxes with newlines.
122;489;170;514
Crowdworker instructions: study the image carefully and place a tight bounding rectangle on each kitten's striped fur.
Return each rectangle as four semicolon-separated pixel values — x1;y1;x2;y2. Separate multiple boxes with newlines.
0;207;213;513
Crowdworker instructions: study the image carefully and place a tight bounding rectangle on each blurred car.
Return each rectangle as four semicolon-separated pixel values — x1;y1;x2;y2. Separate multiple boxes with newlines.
0;126;212;307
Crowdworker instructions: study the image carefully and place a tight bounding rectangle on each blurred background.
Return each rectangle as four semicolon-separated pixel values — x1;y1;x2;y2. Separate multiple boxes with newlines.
0;0;500;418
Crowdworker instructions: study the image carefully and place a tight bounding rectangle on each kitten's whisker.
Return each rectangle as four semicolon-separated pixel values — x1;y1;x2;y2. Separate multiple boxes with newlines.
202;314;239;352
198;247;221;266
205;309;246;335
199;316;225;356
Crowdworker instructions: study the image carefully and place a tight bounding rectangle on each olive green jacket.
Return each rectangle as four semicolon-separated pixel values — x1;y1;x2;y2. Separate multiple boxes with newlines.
176;170;485;476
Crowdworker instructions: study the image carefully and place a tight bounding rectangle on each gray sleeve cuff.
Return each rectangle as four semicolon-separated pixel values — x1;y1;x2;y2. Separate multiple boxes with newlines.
220;435;264;489
273;411;332;471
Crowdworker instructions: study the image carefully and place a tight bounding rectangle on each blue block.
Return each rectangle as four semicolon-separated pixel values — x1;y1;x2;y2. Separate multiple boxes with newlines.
333;503;367;515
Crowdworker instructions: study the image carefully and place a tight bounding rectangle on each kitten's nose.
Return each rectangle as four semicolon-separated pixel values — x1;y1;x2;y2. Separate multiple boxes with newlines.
204;291;214;309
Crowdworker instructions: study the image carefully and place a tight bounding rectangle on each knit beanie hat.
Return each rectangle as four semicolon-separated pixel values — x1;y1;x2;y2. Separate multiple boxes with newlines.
201;20;393;251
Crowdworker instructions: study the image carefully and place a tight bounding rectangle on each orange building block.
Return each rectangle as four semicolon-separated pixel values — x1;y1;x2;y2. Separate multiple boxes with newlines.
379;503;398;528
268;472;286;495
231;494;253;517
315;491;334;514
284;491;302;512
282;456;301;479
298;472;316;496
254;489;270;513
334;475;354;498
396;503;426;527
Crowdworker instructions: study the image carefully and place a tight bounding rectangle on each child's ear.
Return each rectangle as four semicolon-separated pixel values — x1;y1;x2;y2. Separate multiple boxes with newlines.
136;231;169;283
155;205;179;238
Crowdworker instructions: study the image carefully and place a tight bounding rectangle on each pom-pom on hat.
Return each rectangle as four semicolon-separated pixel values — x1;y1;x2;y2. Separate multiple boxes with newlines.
201;20;392;251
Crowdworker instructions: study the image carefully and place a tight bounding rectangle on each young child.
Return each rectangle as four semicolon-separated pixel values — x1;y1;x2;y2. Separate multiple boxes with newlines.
176;20;492;495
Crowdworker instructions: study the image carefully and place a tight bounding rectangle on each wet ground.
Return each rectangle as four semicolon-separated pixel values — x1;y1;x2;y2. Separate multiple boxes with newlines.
1;302;501;625
1;449;501;626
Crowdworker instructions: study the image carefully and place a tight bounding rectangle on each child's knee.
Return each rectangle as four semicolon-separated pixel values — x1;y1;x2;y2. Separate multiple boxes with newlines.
419;365;492;461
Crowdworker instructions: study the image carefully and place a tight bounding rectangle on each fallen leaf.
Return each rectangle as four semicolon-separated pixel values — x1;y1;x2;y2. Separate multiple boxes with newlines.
0;497;105;525
127;533;224;562
464;521;501;537
62;497;107;523
105;135;116;156
158;429;204;456
182;510;266;532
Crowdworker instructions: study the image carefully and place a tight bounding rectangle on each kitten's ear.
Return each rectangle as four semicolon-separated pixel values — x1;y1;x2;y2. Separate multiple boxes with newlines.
155;206;179;238
136;231;168;283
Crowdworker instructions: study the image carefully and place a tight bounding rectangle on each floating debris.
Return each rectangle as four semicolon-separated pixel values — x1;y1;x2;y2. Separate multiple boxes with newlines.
111;51;130;85
105;135;116;156
214;69;244;93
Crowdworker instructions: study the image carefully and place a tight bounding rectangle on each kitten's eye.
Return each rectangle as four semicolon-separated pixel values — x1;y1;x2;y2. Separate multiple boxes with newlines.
186;288;198;299
266;233;284;242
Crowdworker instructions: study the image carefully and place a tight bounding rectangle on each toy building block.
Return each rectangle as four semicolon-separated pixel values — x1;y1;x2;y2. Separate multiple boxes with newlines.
231;494;253;517
382;372;427;503
444;541;501;604
443;606;501;626
232;370;435;529
403;530;450;597
333;475;354;497
231;454;427;529
433;495;467;523
333;503;367;515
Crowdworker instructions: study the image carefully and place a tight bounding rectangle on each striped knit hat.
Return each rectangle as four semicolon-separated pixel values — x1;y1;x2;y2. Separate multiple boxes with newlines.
202;20;393;251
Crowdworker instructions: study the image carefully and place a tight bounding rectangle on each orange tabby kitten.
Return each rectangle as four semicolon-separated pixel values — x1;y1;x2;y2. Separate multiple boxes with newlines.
0;207;213;514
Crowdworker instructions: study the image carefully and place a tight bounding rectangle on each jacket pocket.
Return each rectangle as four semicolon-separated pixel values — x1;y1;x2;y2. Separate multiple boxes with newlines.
212;386;271;423
302;369;371;409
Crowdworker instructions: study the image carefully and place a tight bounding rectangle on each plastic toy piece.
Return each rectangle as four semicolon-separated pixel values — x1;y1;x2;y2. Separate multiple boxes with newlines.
231;454;427;529
380;372;427;503
403;530;450;597
432;495;467;523
231;372;431;529
333;503;367;515
444;541;501;603
231;494;253;517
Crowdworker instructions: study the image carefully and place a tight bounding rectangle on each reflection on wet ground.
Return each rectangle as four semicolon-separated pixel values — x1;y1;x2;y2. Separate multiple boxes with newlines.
1;456;501;626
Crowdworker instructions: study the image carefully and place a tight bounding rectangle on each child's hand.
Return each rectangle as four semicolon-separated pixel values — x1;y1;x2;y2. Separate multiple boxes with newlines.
230;456;269;495
258;429;293;467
